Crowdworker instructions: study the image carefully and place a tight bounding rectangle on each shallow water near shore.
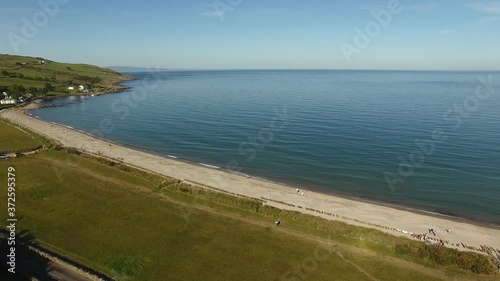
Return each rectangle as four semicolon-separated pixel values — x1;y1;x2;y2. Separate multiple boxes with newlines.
31;70;500;224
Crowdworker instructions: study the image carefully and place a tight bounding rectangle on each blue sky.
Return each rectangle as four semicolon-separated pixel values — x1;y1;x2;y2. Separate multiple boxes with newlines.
1;0;499;70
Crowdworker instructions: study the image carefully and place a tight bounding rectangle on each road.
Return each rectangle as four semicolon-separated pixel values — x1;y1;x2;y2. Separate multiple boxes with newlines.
20;257;94;281
1;235;94;281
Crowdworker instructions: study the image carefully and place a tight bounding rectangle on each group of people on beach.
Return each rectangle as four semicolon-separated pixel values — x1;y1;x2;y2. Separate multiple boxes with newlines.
411;233;446;246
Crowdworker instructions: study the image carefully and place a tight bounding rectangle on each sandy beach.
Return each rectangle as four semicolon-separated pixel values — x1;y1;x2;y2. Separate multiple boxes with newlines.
2;105;500;255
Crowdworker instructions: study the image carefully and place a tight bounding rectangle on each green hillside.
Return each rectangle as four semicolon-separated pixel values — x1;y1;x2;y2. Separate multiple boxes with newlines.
0;54;133;98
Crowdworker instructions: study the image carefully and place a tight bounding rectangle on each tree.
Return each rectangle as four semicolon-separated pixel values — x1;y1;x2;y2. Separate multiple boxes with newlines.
10;84;19;92
10;92;21;99
17;73;24;79
74;75;102;84
10;84;25;95
1;70;8;76
44;83;54;91
28;87;38;94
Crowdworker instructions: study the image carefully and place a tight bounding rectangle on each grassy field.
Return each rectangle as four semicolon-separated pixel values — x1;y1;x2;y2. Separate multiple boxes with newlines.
0;120;43;153
0;125;498;280
0;77;50;88
0;54;133;97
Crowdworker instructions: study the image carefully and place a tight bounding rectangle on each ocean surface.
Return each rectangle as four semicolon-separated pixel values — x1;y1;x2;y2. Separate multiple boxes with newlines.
32;70;500;224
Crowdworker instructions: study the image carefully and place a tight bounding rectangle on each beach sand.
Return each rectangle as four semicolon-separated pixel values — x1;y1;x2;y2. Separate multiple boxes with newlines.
2;106;499;254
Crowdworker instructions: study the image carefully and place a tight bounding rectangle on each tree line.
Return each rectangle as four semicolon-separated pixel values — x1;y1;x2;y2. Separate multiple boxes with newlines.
0;83;54;98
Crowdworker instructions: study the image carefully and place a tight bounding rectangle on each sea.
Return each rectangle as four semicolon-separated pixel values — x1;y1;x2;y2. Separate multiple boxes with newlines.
31;70;500;225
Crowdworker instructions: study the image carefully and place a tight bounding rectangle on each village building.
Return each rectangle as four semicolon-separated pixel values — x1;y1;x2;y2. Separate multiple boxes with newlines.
0;97;18;105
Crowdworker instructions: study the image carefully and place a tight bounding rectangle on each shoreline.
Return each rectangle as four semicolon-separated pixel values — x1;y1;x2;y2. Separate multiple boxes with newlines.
24;98;500;229
2;103;500;255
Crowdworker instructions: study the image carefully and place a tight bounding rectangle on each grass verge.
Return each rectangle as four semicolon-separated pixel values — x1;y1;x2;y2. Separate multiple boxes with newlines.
0;149;497;280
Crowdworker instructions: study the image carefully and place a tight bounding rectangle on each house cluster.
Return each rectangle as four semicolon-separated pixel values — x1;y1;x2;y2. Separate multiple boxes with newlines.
68;84;92;93
0;92;16;105
0;92;32;105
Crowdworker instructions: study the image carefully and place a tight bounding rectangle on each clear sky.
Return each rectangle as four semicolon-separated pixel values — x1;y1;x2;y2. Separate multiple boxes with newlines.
1;0;499;70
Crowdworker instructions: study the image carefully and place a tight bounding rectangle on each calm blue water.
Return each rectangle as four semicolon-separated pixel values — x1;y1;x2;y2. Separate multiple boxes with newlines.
32;70;500;224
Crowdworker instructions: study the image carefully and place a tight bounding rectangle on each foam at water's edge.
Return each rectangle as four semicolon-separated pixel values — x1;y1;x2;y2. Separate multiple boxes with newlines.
198;163;220;169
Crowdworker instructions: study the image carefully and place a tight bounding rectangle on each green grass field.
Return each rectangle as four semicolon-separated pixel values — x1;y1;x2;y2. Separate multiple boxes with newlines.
0;77;54;88
0;124;498;281
0;54;132;96
0;120;43;153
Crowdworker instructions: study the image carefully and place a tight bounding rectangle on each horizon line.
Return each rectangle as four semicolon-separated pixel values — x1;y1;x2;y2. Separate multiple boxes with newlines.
107;66;500;73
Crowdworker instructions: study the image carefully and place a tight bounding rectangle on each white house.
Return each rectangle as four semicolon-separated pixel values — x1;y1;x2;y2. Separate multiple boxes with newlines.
79;84;92;93
68;86;75;90
0;98;18;105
